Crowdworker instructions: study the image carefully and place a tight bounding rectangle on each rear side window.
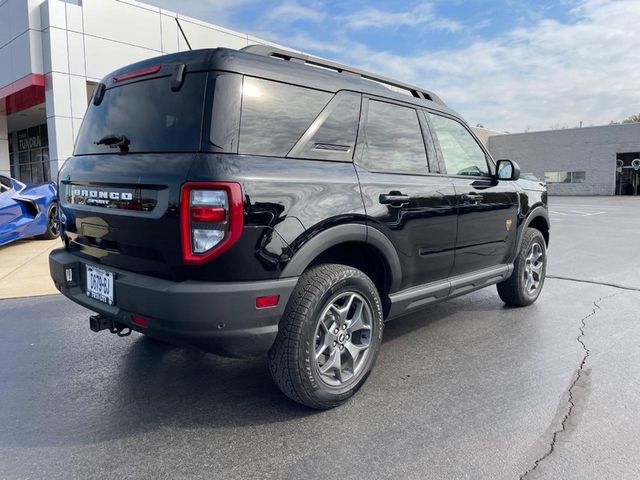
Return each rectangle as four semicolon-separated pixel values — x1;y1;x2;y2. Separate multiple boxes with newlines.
428;113;490;177
239;77;331;157
75;72;207;155
359;100;428;174
289;92;361;161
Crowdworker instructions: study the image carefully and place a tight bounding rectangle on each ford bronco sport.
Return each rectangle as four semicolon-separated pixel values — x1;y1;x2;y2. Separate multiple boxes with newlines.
49;45;549;409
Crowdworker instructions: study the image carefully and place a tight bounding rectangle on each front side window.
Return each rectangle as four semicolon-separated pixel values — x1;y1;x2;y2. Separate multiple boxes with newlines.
239;77;332;157
75;73;207;155
359;100;428;174
429;113;489;177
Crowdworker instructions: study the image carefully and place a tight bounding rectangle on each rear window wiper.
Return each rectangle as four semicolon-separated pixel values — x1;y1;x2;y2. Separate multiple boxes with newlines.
95;134;130;153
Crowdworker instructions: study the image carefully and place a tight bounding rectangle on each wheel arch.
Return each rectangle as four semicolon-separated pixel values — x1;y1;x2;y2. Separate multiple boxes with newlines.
280;224;402;310
525;210;550;246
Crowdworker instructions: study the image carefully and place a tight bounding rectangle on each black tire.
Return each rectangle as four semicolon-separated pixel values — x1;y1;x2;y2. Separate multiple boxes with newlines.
36;202;60;240
268;264;384;409
497;228;547;307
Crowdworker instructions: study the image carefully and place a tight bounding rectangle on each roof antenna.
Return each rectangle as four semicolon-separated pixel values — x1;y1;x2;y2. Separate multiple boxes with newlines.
175;17;192;51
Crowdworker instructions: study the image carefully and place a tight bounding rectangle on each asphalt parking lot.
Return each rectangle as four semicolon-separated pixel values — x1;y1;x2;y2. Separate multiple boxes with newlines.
1;196;639;480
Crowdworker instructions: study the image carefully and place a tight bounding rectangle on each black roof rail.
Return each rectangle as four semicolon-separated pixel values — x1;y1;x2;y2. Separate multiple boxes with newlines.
241;44;446;106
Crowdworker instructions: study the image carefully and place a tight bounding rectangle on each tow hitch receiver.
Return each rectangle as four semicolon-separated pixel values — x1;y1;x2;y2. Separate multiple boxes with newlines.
89;314;131;337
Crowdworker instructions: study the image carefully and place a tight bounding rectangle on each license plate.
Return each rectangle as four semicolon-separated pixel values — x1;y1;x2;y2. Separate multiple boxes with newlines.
86;265;115;305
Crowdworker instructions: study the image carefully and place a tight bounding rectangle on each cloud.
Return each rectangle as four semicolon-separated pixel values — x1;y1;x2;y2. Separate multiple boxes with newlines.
272;0;640;132
341;2;461;32
265;1;325;24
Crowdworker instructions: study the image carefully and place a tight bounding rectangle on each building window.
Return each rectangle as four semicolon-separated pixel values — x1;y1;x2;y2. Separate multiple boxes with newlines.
544;171;586;183
11;125;49;184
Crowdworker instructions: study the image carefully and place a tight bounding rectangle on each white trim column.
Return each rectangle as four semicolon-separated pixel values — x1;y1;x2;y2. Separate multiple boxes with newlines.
0;115;9;177
41;0;87;179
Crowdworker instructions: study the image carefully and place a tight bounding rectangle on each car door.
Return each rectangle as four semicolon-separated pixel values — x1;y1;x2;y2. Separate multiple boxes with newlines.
355;97;457;290
426;112;519;277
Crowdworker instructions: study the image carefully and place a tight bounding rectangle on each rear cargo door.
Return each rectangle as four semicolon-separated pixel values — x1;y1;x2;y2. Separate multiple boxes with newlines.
60;68;210;279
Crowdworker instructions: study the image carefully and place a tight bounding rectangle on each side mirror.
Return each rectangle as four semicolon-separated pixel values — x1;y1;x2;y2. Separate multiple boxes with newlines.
496;159;520;181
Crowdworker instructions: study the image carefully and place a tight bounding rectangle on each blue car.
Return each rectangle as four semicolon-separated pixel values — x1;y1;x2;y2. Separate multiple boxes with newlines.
0;175;59;246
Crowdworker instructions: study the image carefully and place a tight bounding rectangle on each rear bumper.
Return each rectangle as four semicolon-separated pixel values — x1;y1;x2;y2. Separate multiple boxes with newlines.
49;248;298;358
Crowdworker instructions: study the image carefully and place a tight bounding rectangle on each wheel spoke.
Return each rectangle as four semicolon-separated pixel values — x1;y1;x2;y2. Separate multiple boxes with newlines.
319;348;341;377
524;274;533;292
531;263;543;275
532;245;543;263
344;341;367;364
330;293;358;325
315;337;331;359
347;302;370;332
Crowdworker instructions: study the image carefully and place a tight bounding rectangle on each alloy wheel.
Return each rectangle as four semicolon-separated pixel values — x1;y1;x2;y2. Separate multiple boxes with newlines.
49;204;60;237
314;291;373;387
524;242;544;294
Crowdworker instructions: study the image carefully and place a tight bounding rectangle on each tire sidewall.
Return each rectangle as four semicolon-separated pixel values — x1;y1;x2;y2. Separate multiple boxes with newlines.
297;270;383;405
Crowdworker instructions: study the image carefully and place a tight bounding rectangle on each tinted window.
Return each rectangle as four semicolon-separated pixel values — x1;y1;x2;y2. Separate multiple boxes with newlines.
0;176;12;191
290;92;361;161
75;73;207;154
429;113;489;177
359;100;427;174
239;77;331;157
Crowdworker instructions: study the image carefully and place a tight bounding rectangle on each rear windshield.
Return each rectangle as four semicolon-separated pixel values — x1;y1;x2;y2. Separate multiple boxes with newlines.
75;72;207;155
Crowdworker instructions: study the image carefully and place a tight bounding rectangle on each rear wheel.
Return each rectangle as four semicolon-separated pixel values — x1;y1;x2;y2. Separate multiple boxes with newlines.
268;264;383;409
36;202;60;240
497;228;546;306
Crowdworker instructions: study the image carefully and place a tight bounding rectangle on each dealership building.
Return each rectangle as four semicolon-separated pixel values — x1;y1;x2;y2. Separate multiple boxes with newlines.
1;0;639;196
0;0;282;184
487;123;640;196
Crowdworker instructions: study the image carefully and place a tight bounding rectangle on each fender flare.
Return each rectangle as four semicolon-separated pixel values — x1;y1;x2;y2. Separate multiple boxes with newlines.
516;207;550;253
281;224;402;293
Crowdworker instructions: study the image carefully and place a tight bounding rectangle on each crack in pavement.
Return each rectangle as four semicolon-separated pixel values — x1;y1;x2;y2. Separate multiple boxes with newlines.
519;293;620;479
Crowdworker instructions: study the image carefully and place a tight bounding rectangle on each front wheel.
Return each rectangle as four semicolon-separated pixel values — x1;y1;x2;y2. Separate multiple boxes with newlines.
36;202;60;240
497;228;547;307
268;264;384;409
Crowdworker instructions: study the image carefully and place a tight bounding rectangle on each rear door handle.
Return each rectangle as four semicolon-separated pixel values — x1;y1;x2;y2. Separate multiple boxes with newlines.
461;193;483;203
379;192;410;207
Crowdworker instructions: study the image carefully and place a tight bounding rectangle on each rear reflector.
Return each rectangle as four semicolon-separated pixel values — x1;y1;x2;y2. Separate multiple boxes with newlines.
256;295;280;309
132;315;150;328
113;65;161;83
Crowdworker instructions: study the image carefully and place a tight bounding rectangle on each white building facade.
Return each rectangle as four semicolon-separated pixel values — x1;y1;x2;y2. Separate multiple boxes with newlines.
0;0;279;183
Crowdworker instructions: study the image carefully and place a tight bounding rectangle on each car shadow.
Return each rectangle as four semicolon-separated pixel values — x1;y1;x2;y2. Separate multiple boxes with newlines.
2;290;509;449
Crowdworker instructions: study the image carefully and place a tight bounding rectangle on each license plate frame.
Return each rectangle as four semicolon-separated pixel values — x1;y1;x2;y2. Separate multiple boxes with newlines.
85;265;115;305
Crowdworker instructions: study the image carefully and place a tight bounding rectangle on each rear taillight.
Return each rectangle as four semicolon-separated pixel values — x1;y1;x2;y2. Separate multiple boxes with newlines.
180;182;243;265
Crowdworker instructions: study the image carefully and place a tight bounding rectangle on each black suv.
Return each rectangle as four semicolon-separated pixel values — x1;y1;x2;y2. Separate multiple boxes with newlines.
49;46;549;409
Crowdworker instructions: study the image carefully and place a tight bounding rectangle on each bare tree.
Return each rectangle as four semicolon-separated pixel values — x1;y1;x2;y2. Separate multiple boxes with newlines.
622;113;640;124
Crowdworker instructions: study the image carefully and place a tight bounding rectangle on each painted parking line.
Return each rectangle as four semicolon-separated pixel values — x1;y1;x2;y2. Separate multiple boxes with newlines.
549;210;606;216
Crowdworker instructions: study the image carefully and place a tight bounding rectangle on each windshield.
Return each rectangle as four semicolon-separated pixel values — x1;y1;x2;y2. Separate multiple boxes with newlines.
75;72;207;155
